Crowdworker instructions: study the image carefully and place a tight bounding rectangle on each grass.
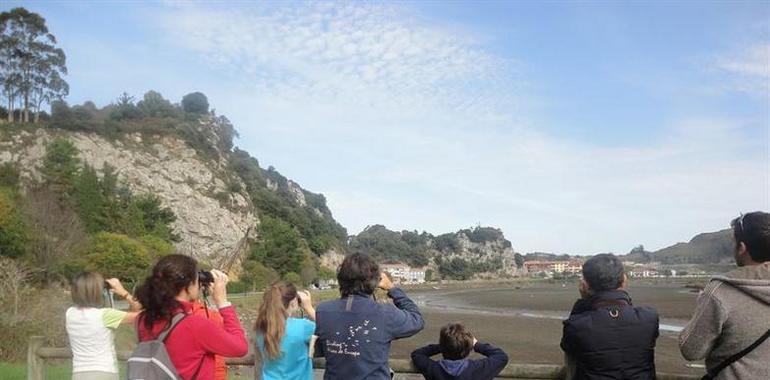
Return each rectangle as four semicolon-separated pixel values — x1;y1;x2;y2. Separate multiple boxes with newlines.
0;361;253;380
0;362;116;380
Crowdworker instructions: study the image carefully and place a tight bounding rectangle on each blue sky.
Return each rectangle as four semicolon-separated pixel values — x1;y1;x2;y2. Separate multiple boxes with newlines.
5;0;769;254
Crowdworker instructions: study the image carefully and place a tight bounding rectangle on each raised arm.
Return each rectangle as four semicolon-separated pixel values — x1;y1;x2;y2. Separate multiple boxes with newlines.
385;288;424;338
410;344;442;373
472;340;509;378
106;278;143;313
378;272;424;339
194;270;248;357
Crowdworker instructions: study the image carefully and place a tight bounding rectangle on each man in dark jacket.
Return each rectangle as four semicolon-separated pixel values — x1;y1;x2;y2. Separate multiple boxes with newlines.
315;253;424;380
561;253;659;380
411;323;508;380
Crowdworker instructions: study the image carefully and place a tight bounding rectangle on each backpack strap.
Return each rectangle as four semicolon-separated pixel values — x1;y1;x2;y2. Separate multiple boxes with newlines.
157;313;188;342
702;327;770;380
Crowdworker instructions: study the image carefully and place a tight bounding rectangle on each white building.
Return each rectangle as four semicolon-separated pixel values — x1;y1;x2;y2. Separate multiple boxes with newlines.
381;262;427;283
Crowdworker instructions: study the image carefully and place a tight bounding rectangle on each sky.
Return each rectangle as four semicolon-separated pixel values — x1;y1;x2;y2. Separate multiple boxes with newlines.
5;0;769;255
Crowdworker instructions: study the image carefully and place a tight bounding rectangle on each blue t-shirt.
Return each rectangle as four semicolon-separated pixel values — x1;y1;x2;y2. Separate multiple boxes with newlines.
257;317;316;380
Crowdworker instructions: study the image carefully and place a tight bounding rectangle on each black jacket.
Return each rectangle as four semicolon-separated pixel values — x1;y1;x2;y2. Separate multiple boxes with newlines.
561;290;659;380
411;341;508;380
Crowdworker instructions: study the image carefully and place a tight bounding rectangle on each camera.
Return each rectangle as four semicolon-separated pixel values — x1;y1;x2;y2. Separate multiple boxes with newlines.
198;270;214;288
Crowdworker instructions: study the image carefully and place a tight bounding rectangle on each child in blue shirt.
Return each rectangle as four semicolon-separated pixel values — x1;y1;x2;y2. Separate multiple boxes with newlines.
255;281;317;380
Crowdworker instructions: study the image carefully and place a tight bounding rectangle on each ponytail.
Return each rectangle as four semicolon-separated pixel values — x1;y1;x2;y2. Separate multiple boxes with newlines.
136;254;197;330
255;281;297;359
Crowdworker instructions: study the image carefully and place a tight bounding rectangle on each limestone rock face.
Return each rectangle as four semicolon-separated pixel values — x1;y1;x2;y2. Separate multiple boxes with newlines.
319;249;345;270
1;129;257;265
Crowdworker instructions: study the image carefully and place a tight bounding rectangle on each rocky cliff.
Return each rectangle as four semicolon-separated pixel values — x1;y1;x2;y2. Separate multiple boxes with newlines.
348;225;521;279
1;127;257;265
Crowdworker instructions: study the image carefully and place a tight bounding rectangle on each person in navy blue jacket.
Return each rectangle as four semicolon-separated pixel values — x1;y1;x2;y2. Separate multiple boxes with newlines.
314;253;424;380
411;323;508;380
561;254;659;380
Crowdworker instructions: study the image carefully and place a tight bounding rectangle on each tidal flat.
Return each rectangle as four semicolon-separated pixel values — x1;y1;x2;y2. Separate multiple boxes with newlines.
387;280;703;376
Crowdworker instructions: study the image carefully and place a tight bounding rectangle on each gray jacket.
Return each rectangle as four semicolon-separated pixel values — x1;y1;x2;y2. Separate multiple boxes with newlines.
679;262;770;380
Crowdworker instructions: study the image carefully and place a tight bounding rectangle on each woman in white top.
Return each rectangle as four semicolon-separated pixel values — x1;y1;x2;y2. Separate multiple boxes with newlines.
65;272;141;380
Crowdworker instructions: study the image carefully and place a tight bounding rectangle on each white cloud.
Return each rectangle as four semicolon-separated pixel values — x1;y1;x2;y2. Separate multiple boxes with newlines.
155;1;523;124
151;2;769;254
711;42;770;96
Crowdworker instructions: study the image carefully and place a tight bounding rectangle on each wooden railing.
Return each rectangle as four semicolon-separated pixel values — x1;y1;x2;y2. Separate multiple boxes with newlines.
27;336;700;380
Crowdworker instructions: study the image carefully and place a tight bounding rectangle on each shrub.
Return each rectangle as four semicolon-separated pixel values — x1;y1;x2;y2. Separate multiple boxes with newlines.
240;260;280;291
41;137;80;194
81;232;153;283
250;216;308;276
137;90;176;118
181;92;209;114
0;188;27;258
0;287;68;361
284;271;301;285
226;280;249;294
0;163;19;188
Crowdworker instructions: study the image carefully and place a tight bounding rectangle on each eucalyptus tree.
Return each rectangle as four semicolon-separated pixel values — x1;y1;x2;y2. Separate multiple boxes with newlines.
0;7;68;123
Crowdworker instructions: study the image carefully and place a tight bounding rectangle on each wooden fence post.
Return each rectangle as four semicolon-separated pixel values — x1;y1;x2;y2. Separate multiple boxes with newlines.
27;336;46;380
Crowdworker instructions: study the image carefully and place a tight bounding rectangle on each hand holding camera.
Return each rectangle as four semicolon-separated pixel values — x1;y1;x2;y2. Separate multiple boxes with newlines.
210;269;229;307
297;289;316;321
105;278;129;298
378;271;394;291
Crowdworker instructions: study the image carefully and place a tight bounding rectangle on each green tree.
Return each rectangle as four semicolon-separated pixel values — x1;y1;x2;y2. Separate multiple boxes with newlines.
81;232;152;283
137;90;175;117
73;164;107;233
109;92;141;120
317;267;335;280
240;260;279;291
514;252;524;268
250;216;308;276
181;92;209;114
0;7;69;123
137;235;175;257
437;257;472;280
284;271;301;285
0;163;20;188
40;137;79;194
299;254;318;286
133;194;178;242
0;188;27;258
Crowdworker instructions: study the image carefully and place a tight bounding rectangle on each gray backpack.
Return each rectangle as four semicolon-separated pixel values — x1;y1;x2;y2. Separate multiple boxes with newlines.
127;313;191;380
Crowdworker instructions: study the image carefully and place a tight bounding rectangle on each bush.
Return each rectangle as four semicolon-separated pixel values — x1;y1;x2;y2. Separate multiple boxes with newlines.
226;280;249;294
0;188;28;258
80;232;153;283
137;90;176;118
0;163;19;188
284;271;301;285
0;287;68;361
181;92;209;114
41;137;80;194
240;260;280;291
437;257;473;280
250;216;308;276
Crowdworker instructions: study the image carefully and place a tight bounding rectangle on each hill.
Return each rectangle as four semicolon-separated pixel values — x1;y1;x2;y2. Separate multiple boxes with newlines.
625;229;734;265
342;225;523;280
0;91;346;289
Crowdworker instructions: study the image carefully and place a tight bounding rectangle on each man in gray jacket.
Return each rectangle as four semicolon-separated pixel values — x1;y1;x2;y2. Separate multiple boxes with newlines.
679;211;770;379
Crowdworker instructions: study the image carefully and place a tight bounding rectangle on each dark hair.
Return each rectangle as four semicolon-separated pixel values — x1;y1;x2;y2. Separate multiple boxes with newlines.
582;253;625;292
337;253;380;297
71;272;104;308
732;211;770;262
439;323;473;360
135;254;198;329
